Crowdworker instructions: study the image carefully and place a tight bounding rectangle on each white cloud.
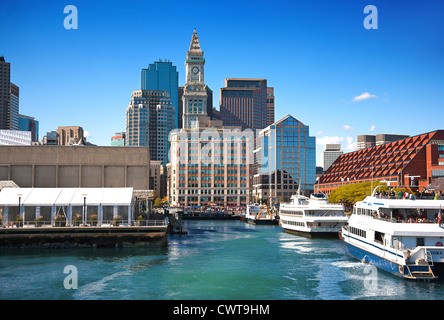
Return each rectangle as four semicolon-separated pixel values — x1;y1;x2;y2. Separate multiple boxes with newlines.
316;136;344;145
345;136;357;151
84;130;91;138
352;92;377;102
317;130;323;135
342;125;354;131
369;125;376;131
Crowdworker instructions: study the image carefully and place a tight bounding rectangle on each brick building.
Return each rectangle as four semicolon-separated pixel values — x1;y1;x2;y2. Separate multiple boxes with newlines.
318;130;444;194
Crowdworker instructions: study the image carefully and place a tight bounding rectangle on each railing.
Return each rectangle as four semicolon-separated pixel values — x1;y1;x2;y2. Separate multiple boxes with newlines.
1;219;167;228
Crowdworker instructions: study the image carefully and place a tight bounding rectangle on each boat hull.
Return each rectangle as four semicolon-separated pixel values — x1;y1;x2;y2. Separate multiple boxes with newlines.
246;218;277;225
282;227;341;239
342;236;441;280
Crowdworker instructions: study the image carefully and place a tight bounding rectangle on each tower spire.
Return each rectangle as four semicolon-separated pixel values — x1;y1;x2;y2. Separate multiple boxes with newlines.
188;28;203;54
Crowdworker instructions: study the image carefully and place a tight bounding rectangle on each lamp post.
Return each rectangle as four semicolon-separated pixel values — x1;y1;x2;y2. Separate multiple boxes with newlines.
17;194;23;227
82;194;87;226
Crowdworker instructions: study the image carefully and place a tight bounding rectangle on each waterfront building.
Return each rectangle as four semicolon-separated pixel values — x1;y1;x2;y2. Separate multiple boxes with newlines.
18;114;39;142
357;133;409;150
111;132;125;146
125;90;174;164
321;144;343;172
169;120;252;207
168;29;253;207
220;78;274;132
0;145;151;190
318;130;444;194
0;129;31;145
253;115;316;203
141;60;179;129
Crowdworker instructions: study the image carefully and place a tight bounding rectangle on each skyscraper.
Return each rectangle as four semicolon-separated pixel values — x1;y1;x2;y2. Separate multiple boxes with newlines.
182;29;209;129
253;115;316;203
125;90;174;164
168;29;252;207
220;79;273;132
18;114;39;142
141;60;179;129
321;144;343;172
0;57;19;130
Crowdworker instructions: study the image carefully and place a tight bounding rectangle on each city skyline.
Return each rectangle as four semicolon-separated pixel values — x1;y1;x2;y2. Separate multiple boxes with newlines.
1;0;443;166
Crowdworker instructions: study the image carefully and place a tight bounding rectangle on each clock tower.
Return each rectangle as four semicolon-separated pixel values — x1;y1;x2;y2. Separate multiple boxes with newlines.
182;29;209;129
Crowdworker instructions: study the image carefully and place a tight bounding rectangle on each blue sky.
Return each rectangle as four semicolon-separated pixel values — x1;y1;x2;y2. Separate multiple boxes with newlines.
1;0;443;166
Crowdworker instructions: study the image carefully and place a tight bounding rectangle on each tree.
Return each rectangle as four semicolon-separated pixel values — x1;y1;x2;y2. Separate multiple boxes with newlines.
329;181;386;212
154;198;162;207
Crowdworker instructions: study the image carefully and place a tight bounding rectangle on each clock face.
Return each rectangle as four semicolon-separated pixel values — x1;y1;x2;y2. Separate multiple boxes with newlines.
192;66;199;74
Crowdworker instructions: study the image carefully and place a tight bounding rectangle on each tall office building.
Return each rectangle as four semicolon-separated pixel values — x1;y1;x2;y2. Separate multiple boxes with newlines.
220;79;273;132
182;29;209;129
141;60;179;129
9;83;19;130
0;57;19;130
321;144;343;172
19;114;39;142
266;87;275;127
125;90;174;164
253;115;316;203
168;29;252;207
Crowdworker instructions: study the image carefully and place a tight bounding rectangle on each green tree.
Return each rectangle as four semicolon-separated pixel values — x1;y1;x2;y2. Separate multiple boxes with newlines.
154;198;162;207
329;181;387;212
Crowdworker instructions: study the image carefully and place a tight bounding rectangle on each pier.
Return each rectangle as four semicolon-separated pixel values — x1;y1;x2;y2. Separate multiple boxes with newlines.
0;224;168;249
0;186;168;249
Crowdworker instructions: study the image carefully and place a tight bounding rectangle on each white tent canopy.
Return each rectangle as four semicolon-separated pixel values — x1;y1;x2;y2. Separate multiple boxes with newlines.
0;188;33;206
0;187;134;207
0;187;135;226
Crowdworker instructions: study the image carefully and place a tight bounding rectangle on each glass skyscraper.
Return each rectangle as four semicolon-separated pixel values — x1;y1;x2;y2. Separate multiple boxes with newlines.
141;60;179;129
253;115;316;203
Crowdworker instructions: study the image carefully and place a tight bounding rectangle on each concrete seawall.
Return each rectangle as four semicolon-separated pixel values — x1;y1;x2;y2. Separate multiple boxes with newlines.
0;226;168;249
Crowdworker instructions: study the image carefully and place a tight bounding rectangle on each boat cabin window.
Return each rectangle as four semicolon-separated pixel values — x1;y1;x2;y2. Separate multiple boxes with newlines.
374;231;384;244
416;238;425;247
349;226;366;239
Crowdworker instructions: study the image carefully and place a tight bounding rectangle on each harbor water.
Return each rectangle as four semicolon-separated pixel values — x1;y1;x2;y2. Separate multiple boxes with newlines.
1;219;444;300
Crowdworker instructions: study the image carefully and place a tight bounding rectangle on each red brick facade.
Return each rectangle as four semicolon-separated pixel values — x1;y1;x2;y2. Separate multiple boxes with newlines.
318;130;444;194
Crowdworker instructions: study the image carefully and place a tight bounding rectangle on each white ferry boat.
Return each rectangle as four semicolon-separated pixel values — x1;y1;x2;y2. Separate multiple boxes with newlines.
245;203;278;225
341;186;444;280
279;192;348;238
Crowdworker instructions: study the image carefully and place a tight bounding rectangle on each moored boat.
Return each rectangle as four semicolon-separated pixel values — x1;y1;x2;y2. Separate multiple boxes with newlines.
279;192;348;238
245;203;278;225
342;185;444;280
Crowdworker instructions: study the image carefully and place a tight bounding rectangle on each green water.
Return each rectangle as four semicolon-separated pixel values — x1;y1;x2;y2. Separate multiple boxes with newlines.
0;220;443;300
